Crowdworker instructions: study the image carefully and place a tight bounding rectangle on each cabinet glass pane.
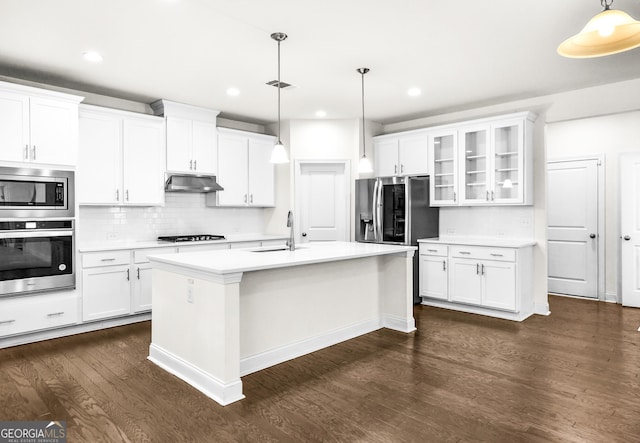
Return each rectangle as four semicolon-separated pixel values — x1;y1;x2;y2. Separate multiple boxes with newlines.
494;124;519;200
433;134;455;201
463;129;487;201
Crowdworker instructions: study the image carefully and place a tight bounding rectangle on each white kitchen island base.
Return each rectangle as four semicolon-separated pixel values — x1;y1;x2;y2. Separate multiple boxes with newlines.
147;242;416;406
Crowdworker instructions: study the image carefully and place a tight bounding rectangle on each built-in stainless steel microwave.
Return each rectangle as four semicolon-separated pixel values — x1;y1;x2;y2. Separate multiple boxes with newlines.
0;167;74;218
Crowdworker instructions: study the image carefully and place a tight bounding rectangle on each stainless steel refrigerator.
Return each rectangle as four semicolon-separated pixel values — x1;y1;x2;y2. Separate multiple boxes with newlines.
355;176;439;303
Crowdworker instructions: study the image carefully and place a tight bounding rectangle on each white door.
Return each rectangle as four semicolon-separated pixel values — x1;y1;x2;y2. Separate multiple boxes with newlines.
166;116;192;172
547;159;600;298
398;133;429;176
482;260;516;311
419;255;448;300
191;120;217;174
29;97;78;166
448;258;482;305
620;153;640;307
0;90;29;163
296;161;349;242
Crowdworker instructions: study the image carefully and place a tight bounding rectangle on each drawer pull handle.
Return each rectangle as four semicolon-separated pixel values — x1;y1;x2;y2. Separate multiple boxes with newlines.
101;258;116;262
47;312;65;317
0;319;16;325
459;251;471;255
490;253;504;257
427;249;438;253
476;263;480;274
481;264;485;275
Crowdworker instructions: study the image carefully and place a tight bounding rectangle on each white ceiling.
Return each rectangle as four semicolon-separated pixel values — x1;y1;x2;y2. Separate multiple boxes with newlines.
1;0;640;126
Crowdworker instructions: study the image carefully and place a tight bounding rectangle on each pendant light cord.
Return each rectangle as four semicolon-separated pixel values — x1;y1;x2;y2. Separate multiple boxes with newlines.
277;38;281;143
361;71;365;157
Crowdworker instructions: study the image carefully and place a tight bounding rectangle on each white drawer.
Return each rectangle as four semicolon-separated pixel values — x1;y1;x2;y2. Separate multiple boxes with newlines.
134;247;176;264
82;250;131;268
419;243;448;256
450;245;516;262
0;292;79;337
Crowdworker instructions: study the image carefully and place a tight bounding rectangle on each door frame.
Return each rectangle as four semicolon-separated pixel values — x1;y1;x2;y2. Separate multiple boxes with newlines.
547;154;606;301
294;159;351;242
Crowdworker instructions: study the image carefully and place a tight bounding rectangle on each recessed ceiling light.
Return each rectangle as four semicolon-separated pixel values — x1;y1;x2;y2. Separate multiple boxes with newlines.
226;87;240;96
407;87;421;97
315;110;327;118
83;51;103;63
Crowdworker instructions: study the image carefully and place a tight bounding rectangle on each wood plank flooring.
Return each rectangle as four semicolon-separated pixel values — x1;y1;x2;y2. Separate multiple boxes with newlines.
1;295;640;442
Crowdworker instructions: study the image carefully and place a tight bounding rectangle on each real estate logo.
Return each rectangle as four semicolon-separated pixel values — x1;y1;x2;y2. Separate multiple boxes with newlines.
0;421;66;443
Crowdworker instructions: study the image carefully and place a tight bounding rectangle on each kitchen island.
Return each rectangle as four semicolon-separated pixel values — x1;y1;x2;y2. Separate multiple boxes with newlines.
147;241;416;406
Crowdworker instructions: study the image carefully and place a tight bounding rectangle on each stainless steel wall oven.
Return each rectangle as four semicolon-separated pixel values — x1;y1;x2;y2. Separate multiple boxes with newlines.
0;166;74;218
0;220;75;296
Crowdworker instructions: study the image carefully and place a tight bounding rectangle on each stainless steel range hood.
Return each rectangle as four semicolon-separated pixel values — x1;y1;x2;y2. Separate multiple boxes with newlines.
164;174;224;193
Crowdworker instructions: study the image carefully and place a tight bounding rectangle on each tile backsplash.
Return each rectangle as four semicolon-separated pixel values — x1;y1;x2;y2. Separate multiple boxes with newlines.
78;193;264;243
438;206;534;239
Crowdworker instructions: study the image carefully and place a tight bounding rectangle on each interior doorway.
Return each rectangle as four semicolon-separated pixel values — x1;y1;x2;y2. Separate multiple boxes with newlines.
620;152;640;307
294;160;350;243
547;156;605;299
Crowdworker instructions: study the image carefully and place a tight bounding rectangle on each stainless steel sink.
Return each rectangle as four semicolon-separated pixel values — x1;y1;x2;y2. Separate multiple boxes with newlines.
250;245;309;252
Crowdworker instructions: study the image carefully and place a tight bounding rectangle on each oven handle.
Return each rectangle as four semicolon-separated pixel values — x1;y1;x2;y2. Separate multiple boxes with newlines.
0;230;73;239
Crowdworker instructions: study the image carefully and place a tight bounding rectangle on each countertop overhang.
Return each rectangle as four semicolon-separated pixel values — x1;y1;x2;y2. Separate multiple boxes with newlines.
147;241;416;277
418;237;536;248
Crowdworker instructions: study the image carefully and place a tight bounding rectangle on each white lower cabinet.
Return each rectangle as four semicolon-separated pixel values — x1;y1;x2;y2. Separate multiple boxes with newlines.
419;240;533;321
132;247;176;313
82;250;132;321
0;291;79;337
419;245;448;301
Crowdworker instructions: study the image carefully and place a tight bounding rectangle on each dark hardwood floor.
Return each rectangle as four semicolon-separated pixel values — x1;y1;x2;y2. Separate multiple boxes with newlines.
1;295;640;442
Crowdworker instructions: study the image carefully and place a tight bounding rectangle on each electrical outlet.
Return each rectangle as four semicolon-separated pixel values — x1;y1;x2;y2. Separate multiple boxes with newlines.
187;279;194;304
106;231;119;241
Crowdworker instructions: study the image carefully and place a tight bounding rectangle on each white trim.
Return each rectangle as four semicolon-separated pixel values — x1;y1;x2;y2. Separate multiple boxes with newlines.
0;313;151;349
547;154;606;300
382;314;417;333
294;159;351;243
534;302;551;316
605;291;619;303
148;344;245;406
421;299;535;322
240;318;382;376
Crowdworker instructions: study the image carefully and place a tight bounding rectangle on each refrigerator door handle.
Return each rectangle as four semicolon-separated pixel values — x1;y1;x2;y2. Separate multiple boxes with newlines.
376;179;383;242
372;179;379;242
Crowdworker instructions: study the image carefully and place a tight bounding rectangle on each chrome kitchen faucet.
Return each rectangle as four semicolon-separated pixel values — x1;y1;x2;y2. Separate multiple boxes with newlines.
286;210;295;251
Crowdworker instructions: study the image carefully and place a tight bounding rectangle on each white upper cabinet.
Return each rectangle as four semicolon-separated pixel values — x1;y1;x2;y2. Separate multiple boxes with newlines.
151;100;219;174
78;105;165;206
429;111;535;207
429;129;458;206
213;128;275;207
373;131;429;177
0;81;82;167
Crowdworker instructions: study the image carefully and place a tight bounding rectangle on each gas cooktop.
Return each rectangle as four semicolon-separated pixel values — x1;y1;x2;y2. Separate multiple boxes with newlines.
158;234;226;243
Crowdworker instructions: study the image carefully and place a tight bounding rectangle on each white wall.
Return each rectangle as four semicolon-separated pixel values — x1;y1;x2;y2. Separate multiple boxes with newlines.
547;110;640;300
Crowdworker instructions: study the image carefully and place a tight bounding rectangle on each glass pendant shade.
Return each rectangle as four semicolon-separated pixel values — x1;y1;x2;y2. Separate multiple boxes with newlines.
558;8;640;57
358;154;373;173
270;140;289;163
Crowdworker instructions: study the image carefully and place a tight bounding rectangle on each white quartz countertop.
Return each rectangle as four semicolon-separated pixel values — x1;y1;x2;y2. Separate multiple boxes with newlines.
78;233;288;253
148;241;416;275
418;237;536;248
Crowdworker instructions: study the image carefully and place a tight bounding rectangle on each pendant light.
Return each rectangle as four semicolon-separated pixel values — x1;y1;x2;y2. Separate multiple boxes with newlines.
270;32;289;163
558;0;640;58
357;68;373;174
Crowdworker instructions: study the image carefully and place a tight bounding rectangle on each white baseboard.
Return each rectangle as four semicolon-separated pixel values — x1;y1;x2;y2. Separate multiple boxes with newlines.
421;299;534;322
240;318;382;377
148;343;245;406
534;302;551;316
0;313;151;350
605;291;619;303
382;314;416;333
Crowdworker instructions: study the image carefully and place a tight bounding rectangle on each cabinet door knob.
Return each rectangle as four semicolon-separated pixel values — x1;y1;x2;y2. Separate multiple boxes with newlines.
126;269;130;281
189;160;193;170
623;235;631;241
589;233;596;239
193;160;197;170
401;164;404;174
32;145;36;161
394;164;398;174
302;232;307;237
442;260;446;271
24;144;29;160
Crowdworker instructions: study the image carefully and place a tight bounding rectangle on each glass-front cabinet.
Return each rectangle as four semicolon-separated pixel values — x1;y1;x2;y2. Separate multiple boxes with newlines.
460;125;489;204
429;129;458;206
427;112;534;207
492;119;524;204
